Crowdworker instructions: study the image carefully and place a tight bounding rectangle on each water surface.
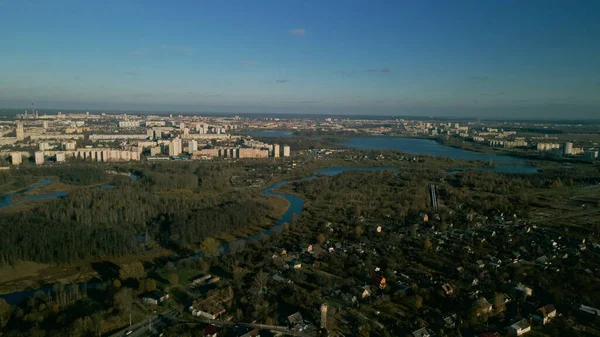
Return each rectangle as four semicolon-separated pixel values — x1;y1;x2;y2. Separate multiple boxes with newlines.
344;137;526;164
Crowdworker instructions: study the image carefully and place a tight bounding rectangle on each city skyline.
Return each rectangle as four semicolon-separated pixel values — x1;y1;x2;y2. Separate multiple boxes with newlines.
1;0;599;118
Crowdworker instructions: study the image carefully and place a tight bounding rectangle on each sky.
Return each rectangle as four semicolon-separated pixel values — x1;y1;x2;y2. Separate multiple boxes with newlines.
0;0;599;118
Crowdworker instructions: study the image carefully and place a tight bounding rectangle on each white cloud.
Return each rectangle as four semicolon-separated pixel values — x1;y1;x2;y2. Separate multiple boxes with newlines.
289;28;306;36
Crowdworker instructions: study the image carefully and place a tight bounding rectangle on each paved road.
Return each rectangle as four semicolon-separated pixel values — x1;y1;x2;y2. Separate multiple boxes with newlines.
108;309;177;337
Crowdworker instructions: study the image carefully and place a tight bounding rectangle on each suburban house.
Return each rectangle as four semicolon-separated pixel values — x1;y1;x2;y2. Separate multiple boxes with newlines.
361;285;372;299
191;274;212;285
515;283;533;297
473;297;493;316
442;314;457;328
289;260;302;269
140;291;169;305
508;319;531;336
372;275;386;289
287;312;309;332
441;283;453;295
532;304;557;324
412;327;432;337
202;324;219;337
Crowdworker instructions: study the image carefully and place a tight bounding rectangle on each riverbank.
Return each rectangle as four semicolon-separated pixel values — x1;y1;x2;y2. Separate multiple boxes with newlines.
431;135;593;165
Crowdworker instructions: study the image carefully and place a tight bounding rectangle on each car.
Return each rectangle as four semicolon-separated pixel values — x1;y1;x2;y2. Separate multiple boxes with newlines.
125;330;133;336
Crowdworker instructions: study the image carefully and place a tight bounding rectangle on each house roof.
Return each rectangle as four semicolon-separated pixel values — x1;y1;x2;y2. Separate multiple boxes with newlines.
539;304;556;316
511;319;530;330
288;312;303;325
203;324;219;335
412;327;431;337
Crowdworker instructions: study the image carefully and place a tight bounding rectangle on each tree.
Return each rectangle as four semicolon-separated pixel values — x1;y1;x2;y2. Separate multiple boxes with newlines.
317;233;326;245
493;293;506;313
354;225;364;238
0;298;11;329
143;279;157;292
414;295;423;310
119;262;145;280
423;238;432;250
168;273;179;285
254;272;269;290
113;279;121;288
200;238;219;258
113;288;132;315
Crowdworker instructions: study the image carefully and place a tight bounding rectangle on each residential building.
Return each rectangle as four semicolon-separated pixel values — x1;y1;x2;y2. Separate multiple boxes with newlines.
273;144;280;157
150;146;161;156
11;152;22;165
15;122;24;141
56;152;65;162
532;304;556;324
508;319;531;336
169;137;182;156
564;142;573;155
118;121;140;128
141;291;169;305
283;145;291;157
515;283;533;297
34;152;44;165
64;141;77;151
188;140;198;153
412;327;432;337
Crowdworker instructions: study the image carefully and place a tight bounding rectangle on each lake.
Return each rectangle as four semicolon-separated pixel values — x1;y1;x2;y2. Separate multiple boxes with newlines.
343;137;527;164
249;131;297;137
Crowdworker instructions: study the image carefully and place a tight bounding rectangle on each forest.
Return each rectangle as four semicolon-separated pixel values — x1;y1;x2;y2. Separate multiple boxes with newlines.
0;162;279;265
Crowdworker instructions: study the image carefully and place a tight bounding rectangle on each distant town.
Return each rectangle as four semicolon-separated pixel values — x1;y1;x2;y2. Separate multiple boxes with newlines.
0;109;598;167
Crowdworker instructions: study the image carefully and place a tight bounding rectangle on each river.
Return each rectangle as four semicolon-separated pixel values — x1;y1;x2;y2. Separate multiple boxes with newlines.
0;140;537;303
343;137;527;163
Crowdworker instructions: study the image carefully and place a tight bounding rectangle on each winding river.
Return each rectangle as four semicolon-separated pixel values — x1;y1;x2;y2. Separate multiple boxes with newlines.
0;138;539;303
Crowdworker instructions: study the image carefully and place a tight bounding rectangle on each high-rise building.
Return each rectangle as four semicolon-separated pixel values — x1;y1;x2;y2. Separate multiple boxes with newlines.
283;145;291;157
150;146;161;156
43;121;49;129
147;129;154;139
64;141;77;151
15;122;24;141
179;122;185;130
153;129;162;140
183;128;190;136
169;137;182;156
11;152;22;165
273;144;280;157
188;140;198;153
564;142;573;155
39;142;50;151
56;152;66;162
34;152;44;165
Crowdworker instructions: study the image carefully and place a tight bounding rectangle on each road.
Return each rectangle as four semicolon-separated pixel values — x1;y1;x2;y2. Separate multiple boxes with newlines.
108;309;178;337
179;318;313;337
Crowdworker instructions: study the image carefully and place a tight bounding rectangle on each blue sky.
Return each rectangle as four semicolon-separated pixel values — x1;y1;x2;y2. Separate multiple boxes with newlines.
0;0;599;117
